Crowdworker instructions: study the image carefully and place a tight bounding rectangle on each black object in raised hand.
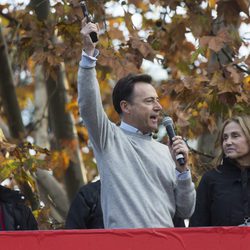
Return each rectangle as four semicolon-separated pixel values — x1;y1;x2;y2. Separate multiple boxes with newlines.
80;1;98;43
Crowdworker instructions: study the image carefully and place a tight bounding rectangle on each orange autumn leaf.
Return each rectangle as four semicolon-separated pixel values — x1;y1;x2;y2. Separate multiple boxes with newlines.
160;96;171;109
65;100;78;112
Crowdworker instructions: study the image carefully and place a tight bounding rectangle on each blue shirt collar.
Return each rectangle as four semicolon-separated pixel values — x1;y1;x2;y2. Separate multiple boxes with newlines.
120;121;151;136
120;121;138;133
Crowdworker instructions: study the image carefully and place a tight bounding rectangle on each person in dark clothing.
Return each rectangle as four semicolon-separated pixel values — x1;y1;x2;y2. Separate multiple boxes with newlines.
65;180;103;229
173;215;186;227
65;180;185;229
0;185;38;230
190;115;250;227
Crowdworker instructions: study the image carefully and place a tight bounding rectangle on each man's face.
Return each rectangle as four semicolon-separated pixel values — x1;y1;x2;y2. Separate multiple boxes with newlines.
124;82;162;134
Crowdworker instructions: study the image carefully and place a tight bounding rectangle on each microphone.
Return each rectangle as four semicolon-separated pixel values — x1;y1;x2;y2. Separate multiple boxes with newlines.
162;116;185;166
80;1;99;43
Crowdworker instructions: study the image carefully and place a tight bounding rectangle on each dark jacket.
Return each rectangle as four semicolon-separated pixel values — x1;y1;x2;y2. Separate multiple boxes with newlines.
0;185;38;230
65;180;104;229
190;158;250;227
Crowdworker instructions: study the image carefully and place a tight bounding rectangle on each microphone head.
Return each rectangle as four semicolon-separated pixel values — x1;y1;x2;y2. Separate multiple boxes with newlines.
162;116;173;127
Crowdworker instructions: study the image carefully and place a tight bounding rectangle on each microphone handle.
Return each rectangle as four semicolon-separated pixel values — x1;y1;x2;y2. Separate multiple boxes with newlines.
89;32;98;43
166;125;185;166
166;125;176;143
176;153;185;166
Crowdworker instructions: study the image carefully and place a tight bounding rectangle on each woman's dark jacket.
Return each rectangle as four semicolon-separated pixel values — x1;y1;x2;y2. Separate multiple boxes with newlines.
190;158;250;227
0;185;38;230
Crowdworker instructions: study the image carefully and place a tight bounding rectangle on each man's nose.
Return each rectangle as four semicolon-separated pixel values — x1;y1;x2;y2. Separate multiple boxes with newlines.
154;101;162;111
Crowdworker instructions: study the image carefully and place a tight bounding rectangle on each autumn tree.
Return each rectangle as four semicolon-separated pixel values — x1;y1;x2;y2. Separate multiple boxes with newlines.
0;0;249;227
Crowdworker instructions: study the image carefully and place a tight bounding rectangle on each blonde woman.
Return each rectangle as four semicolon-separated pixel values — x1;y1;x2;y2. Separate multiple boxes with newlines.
190;116;250;226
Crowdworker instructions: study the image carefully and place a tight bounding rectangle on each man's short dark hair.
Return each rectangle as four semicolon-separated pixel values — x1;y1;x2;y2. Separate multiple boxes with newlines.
112;73;152;114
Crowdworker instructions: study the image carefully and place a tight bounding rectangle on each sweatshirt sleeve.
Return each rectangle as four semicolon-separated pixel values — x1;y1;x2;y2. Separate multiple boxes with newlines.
174;172;196;219
77;54;114;152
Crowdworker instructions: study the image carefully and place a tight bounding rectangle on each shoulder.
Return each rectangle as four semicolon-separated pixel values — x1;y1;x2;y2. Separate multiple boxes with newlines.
78;181;100;202
151;139;169;148
0;186;37;230
203;166;223;178
79;181;100;193
198;166;223;188
0;185;25;204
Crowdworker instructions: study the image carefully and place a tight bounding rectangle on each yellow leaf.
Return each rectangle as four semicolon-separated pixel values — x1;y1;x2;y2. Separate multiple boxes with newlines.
19;168;37;192
0;16;10;27
243;75;250;91
0;160;20;182
192;110;199;117
209;0;217;8
60;150;70;170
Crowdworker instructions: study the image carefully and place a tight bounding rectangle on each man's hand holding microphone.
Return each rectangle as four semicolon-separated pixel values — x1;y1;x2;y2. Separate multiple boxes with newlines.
79;1;99;57
162;116;189;172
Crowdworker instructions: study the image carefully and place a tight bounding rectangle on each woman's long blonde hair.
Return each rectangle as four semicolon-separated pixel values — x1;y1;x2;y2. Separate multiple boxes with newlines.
213;115;250;167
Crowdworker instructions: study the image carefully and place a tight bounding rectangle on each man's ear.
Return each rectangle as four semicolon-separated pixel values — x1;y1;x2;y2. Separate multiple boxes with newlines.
120;100;130;114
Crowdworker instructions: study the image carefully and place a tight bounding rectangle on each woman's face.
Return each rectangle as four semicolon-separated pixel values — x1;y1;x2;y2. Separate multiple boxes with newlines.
222;121;250;163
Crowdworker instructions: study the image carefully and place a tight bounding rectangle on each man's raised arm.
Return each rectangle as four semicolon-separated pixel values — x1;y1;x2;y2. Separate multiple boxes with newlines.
77;19;112;150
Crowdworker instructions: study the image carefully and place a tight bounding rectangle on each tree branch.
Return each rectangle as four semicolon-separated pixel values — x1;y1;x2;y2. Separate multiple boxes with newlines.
186;140;214;159
235;0;250;15
221;48;250;74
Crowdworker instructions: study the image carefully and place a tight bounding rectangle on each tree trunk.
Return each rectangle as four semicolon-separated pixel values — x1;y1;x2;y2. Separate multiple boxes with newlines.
33;65;49;148
0;25;25;140
36;168;69;220
33;65;69;220
46;64;87;202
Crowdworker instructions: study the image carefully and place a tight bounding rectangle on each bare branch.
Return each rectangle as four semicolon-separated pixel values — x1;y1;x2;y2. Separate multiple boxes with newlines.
221;48;250;74
186;140;214;159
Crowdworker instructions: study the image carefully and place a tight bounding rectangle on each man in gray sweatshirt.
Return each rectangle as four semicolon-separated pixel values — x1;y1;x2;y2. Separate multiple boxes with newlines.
77;19;196;229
